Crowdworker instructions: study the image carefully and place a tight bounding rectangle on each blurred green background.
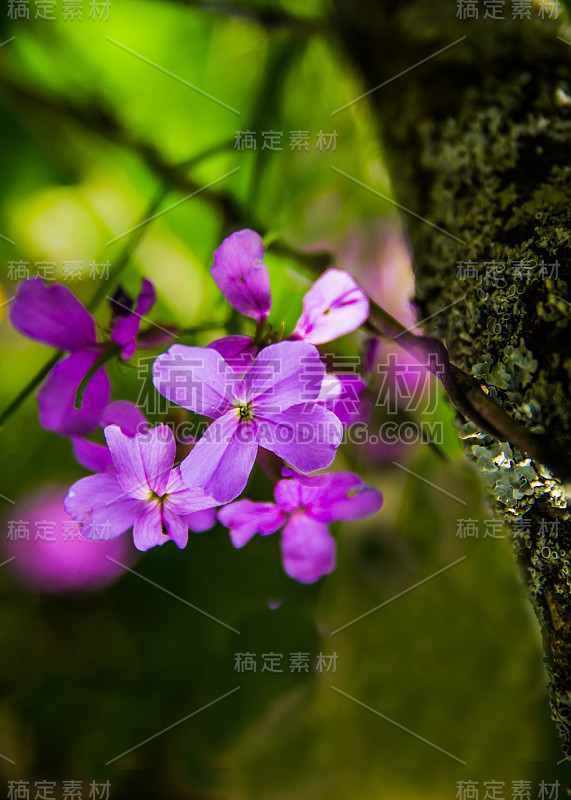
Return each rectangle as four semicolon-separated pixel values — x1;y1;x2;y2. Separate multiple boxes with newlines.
0;0;567;797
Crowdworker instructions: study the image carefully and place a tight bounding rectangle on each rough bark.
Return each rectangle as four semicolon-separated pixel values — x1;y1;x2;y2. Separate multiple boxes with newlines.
333;0;571;753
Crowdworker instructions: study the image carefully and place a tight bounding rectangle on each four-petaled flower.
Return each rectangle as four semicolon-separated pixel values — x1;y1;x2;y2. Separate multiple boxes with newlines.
10;277;160;436
152;340;343;503
65;424;219;551
218;472;383;583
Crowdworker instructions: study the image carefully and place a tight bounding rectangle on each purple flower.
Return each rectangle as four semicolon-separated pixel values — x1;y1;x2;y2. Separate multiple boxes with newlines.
211;229;272;322
210;230;369;346
362;335;382;375
64;423;219;551
10;277;158;437
218;472;383;583
291;268;370;345
320;373;368;427
2;487;137;594
109;280;156;359
152;340;344;504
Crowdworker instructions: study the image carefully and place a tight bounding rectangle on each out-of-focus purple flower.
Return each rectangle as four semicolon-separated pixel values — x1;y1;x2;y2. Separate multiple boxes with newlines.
110;279;156;359
37;351;112;438
9;278;99;352
384;349;433;408
2;487;136;594
219;472;382;583
292;269;369;345
152;340;344;504
182;507;217;532
322;373;368;426
362;336;382;375
218;501;286;547
10;277;159;437
10;278;109;436
211;229;272;322
65;424;220;551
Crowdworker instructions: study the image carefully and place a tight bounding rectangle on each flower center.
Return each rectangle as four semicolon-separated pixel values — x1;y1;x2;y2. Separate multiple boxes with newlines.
237;403;254;421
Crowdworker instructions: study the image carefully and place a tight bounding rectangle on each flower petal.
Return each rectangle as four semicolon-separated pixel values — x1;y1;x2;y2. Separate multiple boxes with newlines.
292;269;369;344
72;438;114;473
100;400;147;437
317;373;342;403
218;500;285;548
208;335;257;374
324;374;368;426
211;229;271;321
132;502;168;551
162;506;189;549
274;476;329;511
281;511;336;583
104;423;175;498
186;508;217;533
273;479;303;513
256;404;343;474
64;472;144;541
244;341;325;412
37;351;111;437
281;468;330;487
135;278;157;316
111;279;157;359
152;344;235;418
10;277;97;352
180;411;258;503
308;472;383;522
362;335;381;373
163;467;221;515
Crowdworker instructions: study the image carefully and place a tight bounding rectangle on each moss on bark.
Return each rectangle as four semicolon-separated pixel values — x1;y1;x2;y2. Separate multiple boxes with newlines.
333;0;571;753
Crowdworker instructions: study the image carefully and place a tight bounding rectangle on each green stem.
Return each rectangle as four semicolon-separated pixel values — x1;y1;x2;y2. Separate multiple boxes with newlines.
0;351;63;429
74;346;120;410
253;317;268;346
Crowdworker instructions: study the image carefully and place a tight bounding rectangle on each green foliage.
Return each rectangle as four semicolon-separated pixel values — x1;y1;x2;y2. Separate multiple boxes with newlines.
0;1;565;796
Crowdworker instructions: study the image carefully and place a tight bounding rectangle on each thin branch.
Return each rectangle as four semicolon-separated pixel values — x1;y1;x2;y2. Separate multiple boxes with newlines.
363;306;571;484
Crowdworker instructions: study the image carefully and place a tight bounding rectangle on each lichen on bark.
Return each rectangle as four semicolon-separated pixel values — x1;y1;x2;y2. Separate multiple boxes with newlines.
333;0;571;753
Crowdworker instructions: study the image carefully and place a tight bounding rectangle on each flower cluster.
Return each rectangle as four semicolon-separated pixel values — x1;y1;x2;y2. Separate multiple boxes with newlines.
9;229;383;582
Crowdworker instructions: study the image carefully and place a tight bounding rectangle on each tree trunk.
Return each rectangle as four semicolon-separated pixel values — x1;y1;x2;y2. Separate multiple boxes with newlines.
333;0;571;754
